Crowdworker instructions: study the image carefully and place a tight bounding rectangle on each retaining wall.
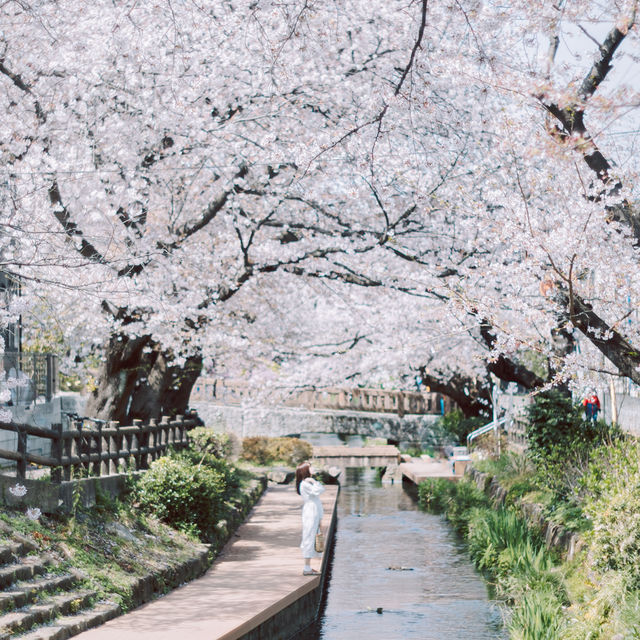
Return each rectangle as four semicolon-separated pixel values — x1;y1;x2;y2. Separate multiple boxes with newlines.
467;468;582;560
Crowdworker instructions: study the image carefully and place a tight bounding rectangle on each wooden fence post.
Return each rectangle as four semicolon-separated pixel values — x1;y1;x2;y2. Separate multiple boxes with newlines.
92;424;103;477
145;419;156;468
132;419;142;470
16;427;27;480
51;423;63;483
160;416;169;457
108;421;119;474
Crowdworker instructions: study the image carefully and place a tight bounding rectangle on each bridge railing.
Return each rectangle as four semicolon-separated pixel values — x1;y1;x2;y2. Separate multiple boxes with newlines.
0;415;197;482
191;378;454;415
467;414;530;454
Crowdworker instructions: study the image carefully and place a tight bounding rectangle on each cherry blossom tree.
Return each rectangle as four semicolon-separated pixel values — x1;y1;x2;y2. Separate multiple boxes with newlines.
3;0;640;424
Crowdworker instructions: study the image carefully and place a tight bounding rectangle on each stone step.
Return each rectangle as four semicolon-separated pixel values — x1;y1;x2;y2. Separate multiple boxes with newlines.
15;602;121;640
0;590;96;639
0;556;54;590
0;573;81;613
0;525;38;554
0;544;22;567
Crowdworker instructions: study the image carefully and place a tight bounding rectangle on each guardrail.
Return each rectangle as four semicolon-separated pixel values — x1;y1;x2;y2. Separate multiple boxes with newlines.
466;417;508;448
0;415;197;482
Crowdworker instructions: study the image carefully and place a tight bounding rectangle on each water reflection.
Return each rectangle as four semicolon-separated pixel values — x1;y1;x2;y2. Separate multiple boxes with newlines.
311;468;505;640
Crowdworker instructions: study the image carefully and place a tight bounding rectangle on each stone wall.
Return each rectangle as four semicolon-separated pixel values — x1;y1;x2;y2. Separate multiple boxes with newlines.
467;468;582;560
192;401;442;444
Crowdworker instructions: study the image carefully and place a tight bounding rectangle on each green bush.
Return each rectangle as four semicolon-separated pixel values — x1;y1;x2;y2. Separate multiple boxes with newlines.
133;455;234;540
240;436;312;466
188;427;232;461
580;440;640;585
525;390;620;500
439;408;484;445
526;390;616;462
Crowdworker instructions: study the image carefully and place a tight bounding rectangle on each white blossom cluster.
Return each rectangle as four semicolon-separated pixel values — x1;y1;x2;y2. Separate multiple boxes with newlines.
0;0;639;402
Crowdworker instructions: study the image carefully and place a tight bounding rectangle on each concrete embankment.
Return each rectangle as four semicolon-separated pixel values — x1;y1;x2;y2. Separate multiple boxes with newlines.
74;484;339;640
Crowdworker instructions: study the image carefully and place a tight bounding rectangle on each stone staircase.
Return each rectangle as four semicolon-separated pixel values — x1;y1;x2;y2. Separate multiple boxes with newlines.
0;526;120;640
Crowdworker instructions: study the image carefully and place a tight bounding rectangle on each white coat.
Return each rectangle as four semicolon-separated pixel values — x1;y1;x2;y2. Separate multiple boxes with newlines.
299;478;325;558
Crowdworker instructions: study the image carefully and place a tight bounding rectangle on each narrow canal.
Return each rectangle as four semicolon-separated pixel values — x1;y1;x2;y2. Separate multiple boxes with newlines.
307;466;506;639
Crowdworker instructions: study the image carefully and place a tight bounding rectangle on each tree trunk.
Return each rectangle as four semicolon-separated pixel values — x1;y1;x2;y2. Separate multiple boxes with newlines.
128;350;203;422
84;333;153;423
84;333;202;424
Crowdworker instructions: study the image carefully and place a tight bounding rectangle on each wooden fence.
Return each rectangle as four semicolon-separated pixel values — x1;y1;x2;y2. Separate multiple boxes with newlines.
0;416;197;482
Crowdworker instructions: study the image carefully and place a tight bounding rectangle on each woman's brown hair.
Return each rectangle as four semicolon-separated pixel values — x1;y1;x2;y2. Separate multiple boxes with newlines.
295;461;311;494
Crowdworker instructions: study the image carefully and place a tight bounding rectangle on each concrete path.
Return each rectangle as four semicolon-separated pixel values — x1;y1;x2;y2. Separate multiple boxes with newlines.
74;484;338;640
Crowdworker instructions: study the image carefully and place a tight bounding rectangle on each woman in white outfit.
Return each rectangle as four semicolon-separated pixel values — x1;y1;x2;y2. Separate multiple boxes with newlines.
296;461;325;576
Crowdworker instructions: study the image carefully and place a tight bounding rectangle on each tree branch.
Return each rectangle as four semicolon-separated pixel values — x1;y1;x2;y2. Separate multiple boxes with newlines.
48;181;108;265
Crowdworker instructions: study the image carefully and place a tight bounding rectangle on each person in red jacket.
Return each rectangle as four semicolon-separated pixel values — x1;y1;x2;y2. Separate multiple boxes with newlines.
583;391;601;422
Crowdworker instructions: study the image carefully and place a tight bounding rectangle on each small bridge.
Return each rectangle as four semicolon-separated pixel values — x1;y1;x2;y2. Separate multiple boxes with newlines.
312;445;400;469
191;378;455;444
312;445;401;483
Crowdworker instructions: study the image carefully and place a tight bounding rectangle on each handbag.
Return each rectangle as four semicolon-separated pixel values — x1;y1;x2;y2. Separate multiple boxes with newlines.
315;529;325;553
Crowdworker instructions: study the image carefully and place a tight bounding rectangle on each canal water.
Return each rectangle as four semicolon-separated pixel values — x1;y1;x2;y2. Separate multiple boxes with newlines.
302;453;506;639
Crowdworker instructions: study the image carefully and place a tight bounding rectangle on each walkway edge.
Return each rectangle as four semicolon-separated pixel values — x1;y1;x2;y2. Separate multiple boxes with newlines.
122;476;268;612
226;484;340;640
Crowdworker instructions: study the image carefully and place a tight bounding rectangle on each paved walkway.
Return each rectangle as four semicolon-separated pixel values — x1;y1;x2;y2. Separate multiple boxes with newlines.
74;484;338;640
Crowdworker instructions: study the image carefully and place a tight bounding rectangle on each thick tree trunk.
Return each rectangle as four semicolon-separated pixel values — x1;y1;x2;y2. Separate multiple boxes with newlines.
84;333;202;424
128;350;203;422
84;333;153;423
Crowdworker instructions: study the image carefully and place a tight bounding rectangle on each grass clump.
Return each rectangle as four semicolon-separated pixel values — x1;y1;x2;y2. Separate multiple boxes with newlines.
419;477;566;639
417;477;455;513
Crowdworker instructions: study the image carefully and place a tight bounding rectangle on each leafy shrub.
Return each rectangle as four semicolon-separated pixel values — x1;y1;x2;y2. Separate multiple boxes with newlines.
133;455;234;540
439;408;484;445
526;390;617;462
187;427;232;461
581;440;640;585
526;390;620;499
240;437;312;466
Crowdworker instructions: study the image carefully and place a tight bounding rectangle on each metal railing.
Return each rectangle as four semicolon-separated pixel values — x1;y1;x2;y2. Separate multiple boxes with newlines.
0;414;198;481
466;417;508;447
